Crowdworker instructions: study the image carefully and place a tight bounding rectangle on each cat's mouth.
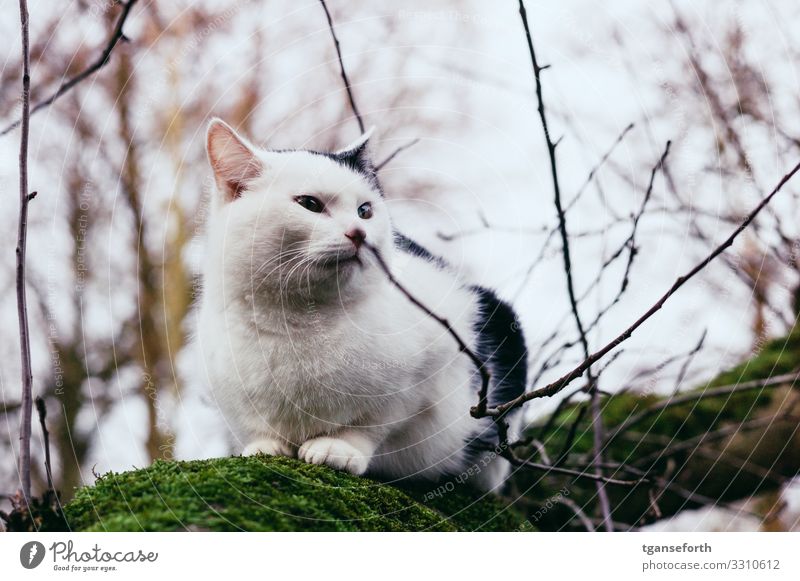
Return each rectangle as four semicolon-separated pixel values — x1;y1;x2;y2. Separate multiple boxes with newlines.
320;252;362;268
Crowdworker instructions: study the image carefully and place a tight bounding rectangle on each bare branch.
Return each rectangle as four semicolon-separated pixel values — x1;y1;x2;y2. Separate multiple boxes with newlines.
517;0;587;359
438;220;551;243
671;329;707;393
501;450;642;487
488;156;800;416
1;401;22;416
362;243;492;414
553;403;587;466
318;0;365;133
565;122;635;214
511;123;638;299
607;141;671;296
617;330;707;392
569;141;671;340
375;138;420;171
15;0;33;508
0;0;138;137
532;385;584;443
516;0;613;529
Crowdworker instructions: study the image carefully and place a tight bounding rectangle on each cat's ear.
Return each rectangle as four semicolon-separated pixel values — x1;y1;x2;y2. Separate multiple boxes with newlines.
334;126;376;174
206;118;263;202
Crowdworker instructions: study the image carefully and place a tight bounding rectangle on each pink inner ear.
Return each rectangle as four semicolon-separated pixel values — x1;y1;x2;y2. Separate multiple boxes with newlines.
208;122;262;201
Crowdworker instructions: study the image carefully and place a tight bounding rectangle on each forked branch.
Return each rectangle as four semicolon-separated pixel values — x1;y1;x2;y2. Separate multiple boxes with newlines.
489;157;800;418
0;0;138;137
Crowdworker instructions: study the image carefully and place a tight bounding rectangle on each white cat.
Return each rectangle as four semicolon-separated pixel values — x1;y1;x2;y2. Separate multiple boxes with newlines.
196;119;527;491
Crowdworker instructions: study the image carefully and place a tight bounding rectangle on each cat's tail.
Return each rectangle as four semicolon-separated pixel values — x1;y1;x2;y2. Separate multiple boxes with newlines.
465;286;529;492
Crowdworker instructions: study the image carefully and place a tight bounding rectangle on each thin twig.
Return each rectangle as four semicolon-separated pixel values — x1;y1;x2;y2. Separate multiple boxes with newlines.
612;141;671;297
516;0;614;529
534;385;584;442
318;0;364;133
567;141;671;342
488;156;800;416
553;403;587;466
671;330;707;394
362;243;492;413
15;0;33;508
502;450;642;487
375;138;420;171
518;0;587;360
588;385;613;530
565;122;636;214
511;123;637;300
1;0;138;137
621;342;703;389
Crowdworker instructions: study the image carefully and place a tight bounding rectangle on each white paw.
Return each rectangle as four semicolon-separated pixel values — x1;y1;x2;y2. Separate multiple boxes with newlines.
298;437;370;475
242;438;294;457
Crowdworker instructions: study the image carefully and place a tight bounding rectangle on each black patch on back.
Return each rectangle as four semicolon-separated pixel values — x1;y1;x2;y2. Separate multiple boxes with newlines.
472;287;528;407
389;232;527;473
391;234;526;414
463;286;528;458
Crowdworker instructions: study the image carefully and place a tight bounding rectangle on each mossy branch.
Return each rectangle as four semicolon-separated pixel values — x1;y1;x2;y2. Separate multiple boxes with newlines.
510;331;800;530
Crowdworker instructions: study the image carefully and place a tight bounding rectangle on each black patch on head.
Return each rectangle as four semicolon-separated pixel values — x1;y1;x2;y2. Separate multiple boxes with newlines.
331;139;372;173
463;286;528;458
320;140;381;191
257;129;380;188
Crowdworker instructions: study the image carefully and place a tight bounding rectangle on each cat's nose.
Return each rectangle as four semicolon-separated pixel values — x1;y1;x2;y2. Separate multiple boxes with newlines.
345;227;366;249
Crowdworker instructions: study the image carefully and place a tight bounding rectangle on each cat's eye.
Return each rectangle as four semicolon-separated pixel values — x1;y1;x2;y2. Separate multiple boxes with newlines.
296;195;324;213
358;202;373;220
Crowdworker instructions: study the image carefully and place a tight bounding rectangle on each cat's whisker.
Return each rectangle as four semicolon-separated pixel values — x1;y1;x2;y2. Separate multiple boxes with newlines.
252;249;320;292
276;254;318;296
258;254;309;293
250;248;306;278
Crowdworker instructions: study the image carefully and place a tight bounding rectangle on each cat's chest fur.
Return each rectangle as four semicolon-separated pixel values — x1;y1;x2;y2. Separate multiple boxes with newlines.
246;301;411;401
202;259;477;442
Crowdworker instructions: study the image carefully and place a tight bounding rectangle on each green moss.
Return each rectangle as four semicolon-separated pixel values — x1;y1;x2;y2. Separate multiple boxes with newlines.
65;334;798;532
711;331;800;387
508;328;800;529
63;455;523;532
404;481;526;531
535;329;799;457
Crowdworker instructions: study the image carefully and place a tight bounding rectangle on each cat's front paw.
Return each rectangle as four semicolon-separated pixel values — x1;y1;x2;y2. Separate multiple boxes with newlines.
242;438;294;458
298;437;370;475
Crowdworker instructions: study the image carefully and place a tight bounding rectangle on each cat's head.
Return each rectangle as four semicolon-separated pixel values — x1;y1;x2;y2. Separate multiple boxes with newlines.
205;118;391;305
